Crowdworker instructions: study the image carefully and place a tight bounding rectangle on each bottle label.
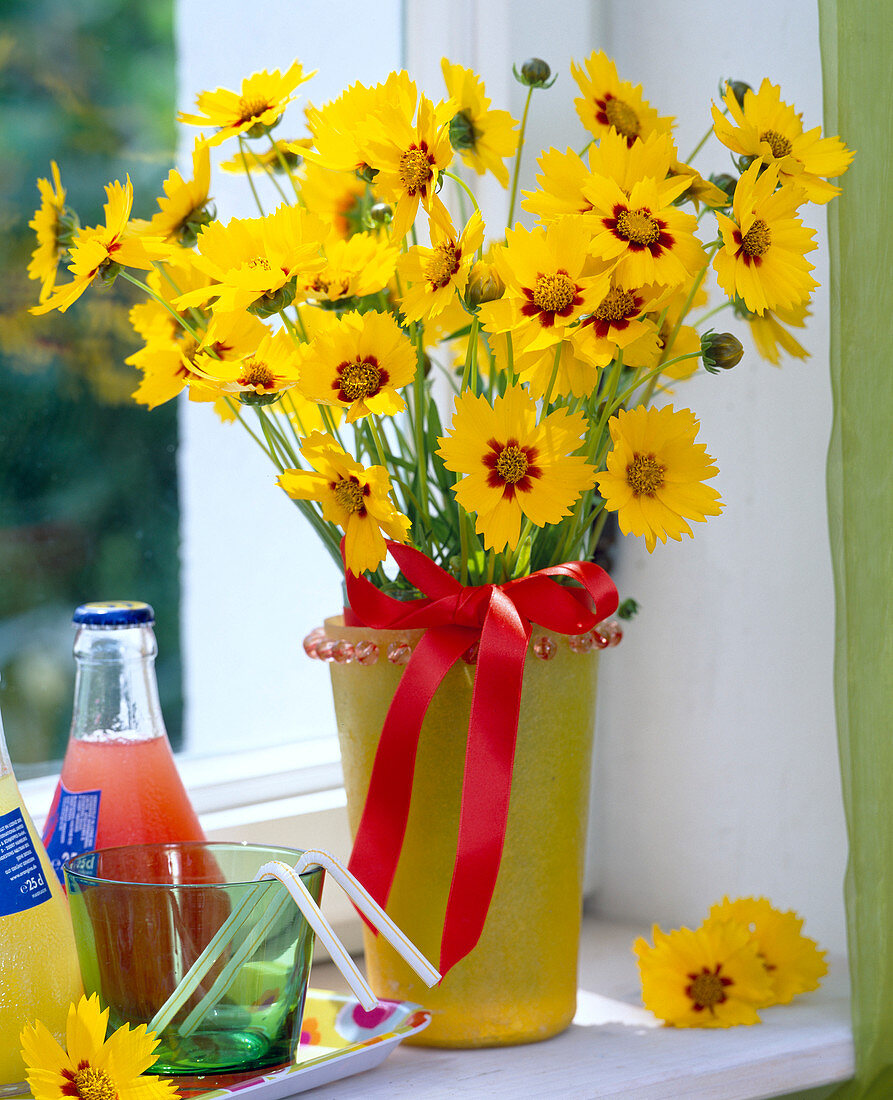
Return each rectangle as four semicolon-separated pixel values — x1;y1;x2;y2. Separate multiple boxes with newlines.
42;782;102;881
0;806;53;916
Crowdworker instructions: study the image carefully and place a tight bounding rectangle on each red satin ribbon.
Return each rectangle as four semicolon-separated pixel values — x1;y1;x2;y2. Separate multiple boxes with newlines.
343;541;618;975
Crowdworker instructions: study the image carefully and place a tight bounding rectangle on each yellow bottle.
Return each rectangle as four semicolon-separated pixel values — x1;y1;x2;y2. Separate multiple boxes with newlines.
0;708;83;1093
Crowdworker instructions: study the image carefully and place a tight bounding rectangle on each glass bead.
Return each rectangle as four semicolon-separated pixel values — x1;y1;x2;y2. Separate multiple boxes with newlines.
316;639;337;662
302;627;326;658
591;629;610;650
354;640;379;665
332;640;354;664
568;632;595;653
606;621;623;646
387;641;413;666
532;635;556;660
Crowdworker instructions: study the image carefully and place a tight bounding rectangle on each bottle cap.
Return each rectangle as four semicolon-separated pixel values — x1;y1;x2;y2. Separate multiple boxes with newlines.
73;601;156;627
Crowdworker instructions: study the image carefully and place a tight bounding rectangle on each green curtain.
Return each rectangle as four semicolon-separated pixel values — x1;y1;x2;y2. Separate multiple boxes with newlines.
818;2;893;1097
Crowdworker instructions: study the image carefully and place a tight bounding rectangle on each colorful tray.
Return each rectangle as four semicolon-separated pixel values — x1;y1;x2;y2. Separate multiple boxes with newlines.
183;990;430;1098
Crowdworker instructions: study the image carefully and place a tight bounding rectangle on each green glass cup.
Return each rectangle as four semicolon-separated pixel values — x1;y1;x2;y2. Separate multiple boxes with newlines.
64;842;323;1079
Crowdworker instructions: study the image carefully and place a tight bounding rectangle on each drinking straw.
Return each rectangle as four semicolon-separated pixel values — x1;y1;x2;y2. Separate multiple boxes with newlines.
148;847;440;1039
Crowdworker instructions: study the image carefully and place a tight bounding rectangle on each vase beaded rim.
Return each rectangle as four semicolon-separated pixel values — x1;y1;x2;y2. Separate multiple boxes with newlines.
302;616;623;666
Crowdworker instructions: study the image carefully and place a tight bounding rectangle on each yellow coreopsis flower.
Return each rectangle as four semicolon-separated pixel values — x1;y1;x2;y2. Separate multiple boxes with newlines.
364;92;455;241
634;920;774;1027
712;79;854;204
586;173;707;288
127;259;271;409
296;309;416;422
131;138;213;248
398;210;484;323
278;433;410;576
28;161;72;303
707;897;827;1006
437;385;597;552
219;138;311;174
303;230;398;304
739;299;811;365
441;59;518;187
570;276;669;368
595;404;723;552
478;217;609;354
173;204;326;316
501;338;603;402
298;162;372;239
571;50;674;146
192;324;301;400
178;61;314;147
31;177;162;316
305;72;418;176
713;162;818;315
523;129;678;224
617;279;707;377
20;993;177;1100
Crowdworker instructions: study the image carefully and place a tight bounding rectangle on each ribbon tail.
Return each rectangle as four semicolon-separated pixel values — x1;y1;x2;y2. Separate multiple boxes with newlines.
438;590;530;974
347;625;475;920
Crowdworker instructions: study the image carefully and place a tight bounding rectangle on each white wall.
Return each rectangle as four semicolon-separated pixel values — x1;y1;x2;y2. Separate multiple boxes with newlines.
586;1;847;956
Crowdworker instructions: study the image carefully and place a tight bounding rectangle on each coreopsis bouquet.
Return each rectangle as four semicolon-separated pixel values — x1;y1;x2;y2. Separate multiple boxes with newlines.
28;54;852;590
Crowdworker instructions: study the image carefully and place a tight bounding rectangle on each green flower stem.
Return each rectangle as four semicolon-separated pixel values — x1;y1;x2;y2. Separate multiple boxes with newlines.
242;142;289;204
442;170;481;218
684;123;716;165
239;136;266;216
611;351;703;411
256;406;299;469
118;270;203;342
588;352;625;464
457;500;471;586
541;341;564;408
460;315;481;394
409;320;431;552
226;401;343;567
367;415;390;470
506;516;534;577
267;135;302;200
641;244;719;406
692;300;733;327
507;85;535;229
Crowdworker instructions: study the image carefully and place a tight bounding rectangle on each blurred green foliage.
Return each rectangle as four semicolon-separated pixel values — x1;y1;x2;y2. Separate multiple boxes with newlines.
0;0;182;770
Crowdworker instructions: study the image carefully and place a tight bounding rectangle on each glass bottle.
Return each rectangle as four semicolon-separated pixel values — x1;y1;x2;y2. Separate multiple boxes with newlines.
42;601;205;880
0;698;83;1092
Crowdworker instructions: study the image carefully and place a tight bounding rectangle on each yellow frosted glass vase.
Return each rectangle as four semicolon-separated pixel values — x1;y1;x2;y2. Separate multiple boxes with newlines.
325;616;600;1048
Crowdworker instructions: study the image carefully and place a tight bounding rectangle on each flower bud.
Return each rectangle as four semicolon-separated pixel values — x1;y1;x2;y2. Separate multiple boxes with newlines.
92;259;121;288
56;208;81;251
240;389;281;407
368;202;393;228
701;331;744;373
449;110;481;151
247;276;297;319
709;173;737;202
725;80;752;108
514;58;556;89
465;261;505;308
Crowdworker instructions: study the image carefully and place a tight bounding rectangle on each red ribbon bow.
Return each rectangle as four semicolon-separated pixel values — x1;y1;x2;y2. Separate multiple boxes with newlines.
343;541;618;975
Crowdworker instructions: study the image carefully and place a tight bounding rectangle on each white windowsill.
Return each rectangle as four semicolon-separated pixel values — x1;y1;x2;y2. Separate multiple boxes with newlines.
310;918;854;1099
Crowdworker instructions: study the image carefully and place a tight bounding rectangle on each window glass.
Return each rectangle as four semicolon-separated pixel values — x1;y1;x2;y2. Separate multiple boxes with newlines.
0;0;180;772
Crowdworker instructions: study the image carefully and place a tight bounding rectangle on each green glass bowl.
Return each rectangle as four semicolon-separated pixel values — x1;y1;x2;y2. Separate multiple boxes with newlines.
64;842;323;1077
